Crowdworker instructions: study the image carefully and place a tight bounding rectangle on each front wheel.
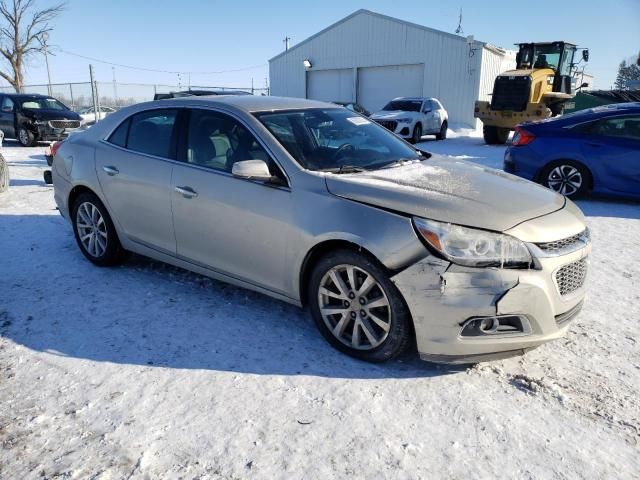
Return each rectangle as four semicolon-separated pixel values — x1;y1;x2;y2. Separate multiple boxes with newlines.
483;125;510;145
18;126;36;147
410;123;422;144
540;161;590;198
308;250;412;362
72;192;125;266
436;120;448;140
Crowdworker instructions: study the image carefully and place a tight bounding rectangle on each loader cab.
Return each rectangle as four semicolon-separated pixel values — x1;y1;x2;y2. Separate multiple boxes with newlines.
515;41;578;94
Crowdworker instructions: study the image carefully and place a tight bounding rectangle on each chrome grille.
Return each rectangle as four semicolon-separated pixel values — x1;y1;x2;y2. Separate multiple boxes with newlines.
537;229;590;255
555;258;588;296
375;120;398;131
49;120;80;129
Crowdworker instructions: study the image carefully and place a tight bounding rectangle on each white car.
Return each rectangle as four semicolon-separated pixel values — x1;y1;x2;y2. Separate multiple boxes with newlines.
371;97;448;143
79;106;116;126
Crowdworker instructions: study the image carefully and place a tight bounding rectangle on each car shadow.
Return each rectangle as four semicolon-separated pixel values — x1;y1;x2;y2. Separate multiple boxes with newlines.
9;178;47;187
0;213;464;380
575;197;640;220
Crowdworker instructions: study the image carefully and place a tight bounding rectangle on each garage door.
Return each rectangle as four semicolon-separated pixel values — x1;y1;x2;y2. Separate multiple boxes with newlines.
307;68;353;103
357;64;424;113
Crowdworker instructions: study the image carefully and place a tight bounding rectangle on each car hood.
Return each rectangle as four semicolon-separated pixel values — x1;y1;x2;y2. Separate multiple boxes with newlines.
22;109;81;121
371;111;415;120
324;157;566;232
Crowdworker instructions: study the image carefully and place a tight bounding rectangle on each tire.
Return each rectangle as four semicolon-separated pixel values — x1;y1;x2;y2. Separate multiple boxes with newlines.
539;160;591;198
436;120;448;140
410;123;422;144
46;154;53;166
72;192;125;266
0;152;8;193
308;249;412;362
483;125;510;145
18;126;37;147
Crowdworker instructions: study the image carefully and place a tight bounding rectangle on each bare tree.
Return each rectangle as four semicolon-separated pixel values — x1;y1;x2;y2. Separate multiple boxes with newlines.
0;0;65;92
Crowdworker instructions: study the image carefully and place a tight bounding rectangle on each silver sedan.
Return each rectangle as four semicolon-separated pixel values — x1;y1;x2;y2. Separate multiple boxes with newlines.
52;96;590;363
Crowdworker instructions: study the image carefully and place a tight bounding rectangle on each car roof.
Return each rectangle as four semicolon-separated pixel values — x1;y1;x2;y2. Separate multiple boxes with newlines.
4;93;49;98
141;95;340;113
526;102;640;129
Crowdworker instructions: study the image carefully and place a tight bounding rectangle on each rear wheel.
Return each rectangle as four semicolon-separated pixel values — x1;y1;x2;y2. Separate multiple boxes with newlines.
483;125;510;145
308;249;412;362
410;123;422;144
18;126;36;147
540;160;590;198
436;120;448;140
72;192;125;266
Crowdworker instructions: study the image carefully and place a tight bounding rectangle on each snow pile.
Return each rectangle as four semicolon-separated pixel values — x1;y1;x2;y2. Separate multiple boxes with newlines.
1;139;639;479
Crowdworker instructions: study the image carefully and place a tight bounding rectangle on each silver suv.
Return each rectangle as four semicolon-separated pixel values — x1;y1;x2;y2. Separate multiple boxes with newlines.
371;97;448;143
52;96;590;364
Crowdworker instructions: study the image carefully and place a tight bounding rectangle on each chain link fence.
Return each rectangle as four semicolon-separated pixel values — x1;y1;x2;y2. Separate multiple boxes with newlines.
0;82;270;111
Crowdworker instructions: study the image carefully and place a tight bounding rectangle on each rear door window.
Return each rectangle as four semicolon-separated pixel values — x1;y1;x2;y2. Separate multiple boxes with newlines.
110;109;178;158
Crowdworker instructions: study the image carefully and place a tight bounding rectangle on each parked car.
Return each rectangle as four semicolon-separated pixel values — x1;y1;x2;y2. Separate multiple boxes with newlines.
0;93;81;146
334;101;371;116
505;102;640;200
52;96;590;364
153;89;251;100
79;105;116;125
370;97;448;143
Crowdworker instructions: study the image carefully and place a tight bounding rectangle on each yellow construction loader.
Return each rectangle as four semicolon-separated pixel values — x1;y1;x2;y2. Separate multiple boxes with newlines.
475;41;589;144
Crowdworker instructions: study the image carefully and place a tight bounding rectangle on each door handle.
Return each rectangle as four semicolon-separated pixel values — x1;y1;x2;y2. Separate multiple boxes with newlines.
103;166;119;176
175;186;198;198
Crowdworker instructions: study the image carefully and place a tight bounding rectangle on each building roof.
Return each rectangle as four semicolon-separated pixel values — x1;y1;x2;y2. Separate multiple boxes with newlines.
269;9;487;63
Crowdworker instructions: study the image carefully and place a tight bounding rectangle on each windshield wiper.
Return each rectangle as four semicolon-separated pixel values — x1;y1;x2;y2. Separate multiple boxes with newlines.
321;165;369;174
376;158;419;170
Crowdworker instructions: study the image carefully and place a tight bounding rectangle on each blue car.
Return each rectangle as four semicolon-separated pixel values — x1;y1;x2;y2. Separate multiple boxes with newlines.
504;102;640;200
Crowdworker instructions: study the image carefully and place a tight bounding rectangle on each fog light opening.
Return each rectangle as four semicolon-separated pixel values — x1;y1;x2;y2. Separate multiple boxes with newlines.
460;315;530;337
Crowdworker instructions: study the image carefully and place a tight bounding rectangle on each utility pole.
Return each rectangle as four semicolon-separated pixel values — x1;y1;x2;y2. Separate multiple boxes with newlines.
42;32;53;96
89;64;98;118
112;67;118;107
283;36;291;51
455;8;464;35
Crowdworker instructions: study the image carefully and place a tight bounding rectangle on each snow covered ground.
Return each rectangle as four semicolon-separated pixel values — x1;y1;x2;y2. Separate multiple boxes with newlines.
0;133;638;479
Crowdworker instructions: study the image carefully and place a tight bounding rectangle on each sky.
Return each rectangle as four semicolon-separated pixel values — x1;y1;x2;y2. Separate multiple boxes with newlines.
5;0;640;91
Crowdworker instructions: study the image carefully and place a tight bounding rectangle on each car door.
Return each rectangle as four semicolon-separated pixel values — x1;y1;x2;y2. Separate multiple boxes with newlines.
171;108;293;294
95;108;179;254
0;96;16;138
421;100;436;132
582;115;640;195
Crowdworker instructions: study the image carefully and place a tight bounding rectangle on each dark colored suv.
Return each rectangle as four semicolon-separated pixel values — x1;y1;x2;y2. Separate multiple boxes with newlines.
153;89;251;100
0;93;82;146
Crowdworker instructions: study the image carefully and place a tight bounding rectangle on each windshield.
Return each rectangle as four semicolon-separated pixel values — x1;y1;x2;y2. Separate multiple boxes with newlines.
256;108;421;171
382;100;422;112
21;97;68;111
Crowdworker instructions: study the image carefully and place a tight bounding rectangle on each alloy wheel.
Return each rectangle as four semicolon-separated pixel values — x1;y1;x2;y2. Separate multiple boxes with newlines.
547;165;583;196
317;264;391;350
76;201;108;257
18;129;29;145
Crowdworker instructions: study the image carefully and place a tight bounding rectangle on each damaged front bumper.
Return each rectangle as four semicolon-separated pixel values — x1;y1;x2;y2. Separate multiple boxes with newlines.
391;243;590;364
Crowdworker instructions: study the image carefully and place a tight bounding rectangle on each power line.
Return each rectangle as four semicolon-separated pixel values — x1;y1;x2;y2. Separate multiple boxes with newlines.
57;48;267;75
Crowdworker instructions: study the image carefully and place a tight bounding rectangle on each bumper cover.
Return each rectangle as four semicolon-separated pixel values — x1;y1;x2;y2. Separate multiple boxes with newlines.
391;243;589;364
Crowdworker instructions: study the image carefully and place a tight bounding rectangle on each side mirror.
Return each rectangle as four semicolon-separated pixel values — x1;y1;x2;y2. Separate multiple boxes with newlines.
582;49;589;62
232;159;274;182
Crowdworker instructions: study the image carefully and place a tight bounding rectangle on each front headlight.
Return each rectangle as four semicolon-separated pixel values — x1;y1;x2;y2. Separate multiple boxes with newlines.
413;217;532;268
396;118;412;123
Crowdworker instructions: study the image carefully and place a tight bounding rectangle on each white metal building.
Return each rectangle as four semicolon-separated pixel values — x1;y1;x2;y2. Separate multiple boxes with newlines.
269;9;515;127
